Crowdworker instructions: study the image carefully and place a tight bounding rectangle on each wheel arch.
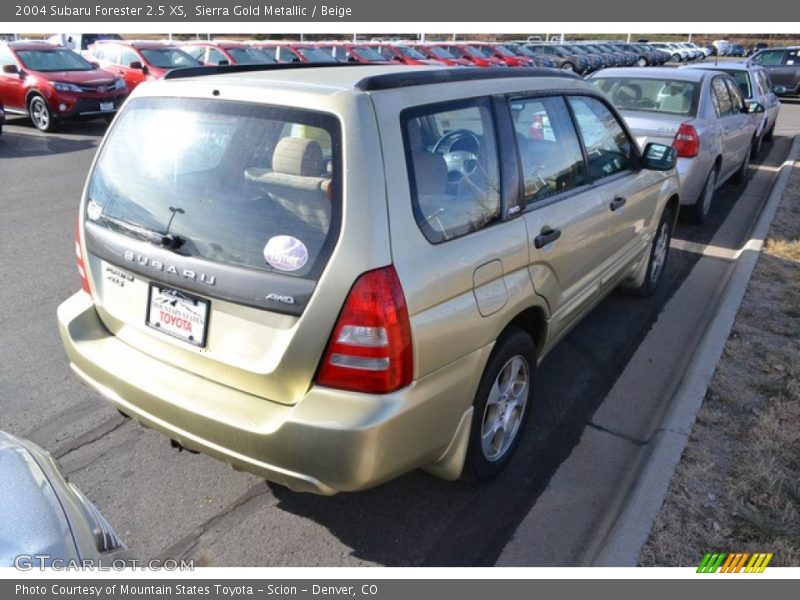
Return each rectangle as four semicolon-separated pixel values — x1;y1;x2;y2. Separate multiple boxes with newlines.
502;304;548;360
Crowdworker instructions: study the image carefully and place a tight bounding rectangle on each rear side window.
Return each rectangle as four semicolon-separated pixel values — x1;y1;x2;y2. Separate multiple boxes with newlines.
712;77;733;116
403;99;502;244
119;47;138;66
568;96;632;181
510;96;587;203
724;78;745;112
88;98;341;279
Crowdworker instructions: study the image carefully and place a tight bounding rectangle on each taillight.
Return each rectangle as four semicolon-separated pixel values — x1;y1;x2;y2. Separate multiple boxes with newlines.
672;122;700;158
316;266;413;394
75;220;91;294
530;114;545;140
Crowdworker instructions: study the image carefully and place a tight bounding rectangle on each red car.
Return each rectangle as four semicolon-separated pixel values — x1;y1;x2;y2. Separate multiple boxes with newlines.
414;44;472;66
315;43;393;64
469;42;537;67
0;41;127;132
364;43;445;65
86;41;198;92
180;41;275;66
428;43;507;67
253;42;339;64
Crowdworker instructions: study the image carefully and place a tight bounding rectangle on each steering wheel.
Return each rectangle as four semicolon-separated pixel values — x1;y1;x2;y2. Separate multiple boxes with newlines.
433;129;482;182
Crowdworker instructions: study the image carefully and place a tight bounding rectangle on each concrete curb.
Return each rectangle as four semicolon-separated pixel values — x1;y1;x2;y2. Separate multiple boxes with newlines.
591;135;800;566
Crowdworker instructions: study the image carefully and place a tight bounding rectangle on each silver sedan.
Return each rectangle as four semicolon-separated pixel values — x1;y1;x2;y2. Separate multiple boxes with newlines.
589;67;761;224
0;430;132;567
682;62;781;156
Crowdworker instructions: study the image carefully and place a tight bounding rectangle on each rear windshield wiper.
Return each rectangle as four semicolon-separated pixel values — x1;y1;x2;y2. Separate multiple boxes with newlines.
95;213;185;250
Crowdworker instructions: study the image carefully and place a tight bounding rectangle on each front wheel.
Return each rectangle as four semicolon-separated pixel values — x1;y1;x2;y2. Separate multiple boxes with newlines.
463;328;536;482
764;122;775;142
29;96;56;132
637;57;647;67
561;62;575;71
731;145;751;185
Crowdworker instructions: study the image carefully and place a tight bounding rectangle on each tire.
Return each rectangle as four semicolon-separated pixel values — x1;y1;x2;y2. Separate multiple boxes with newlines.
731;144;751;185
672;54;681;62
28;95;55;132
751;131;763;159
626;207;674;297
764;122;775;142
561;62;575;71
685;165;718;225
637;57;647;67
463;327;536;483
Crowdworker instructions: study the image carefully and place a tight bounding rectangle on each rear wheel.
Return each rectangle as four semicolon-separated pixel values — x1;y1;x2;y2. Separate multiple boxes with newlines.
685;166;717;225
29;95;56;132
637;57;647;67
463;328;535;482
561;62;575;71
626;207;674;297
672;53;681;62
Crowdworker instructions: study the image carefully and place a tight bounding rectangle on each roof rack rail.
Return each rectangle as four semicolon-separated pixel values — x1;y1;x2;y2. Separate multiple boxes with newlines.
355;66;580;91
163;61;372;80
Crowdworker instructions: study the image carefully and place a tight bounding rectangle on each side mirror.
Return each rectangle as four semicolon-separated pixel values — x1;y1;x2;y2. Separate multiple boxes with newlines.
218;59;230;66
2;64;19;74
129;60;143;70
642;143;677;171
773;85;787;95
90;61;100;69
748;101;765;113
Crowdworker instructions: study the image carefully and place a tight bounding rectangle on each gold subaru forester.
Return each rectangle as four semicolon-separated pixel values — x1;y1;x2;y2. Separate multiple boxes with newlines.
58;65;680;494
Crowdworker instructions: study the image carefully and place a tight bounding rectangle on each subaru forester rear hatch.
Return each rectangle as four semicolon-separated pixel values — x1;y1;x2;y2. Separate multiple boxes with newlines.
82;96;341;404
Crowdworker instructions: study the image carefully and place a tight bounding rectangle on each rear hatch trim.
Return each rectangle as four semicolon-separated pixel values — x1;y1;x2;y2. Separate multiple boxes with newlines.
85;221;314;316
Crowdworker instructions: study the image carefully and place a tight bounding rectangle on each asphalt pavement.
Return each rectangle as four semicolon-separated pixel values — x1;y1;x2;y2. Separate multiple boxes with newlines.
2;94;799;567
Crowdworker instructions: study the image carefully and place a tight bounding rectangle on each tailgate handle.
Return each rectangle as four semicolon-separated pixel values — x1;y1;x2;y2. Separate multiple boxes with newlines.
534;227;561;249
610;196;627;211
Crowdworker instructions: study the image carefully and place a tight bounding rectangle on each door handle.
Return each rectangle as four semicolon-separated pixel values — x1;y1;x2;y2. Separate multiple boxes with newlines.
610;196;627;211
534;227;561;249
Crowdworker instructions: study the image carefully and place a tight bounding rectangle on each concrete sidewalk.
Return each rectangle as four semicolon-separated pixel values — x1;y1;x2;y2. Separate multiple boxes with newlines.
497;136;800;567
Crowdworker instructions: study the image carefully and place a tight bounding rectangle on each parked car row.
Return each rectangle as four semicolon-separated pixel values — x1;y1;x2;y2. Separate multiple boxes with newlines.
649;41;710;62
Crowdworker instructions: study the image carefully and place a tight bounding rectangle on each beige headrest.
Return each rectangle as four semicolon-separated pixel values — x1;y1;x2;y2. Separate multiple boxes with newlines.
272;137;323;177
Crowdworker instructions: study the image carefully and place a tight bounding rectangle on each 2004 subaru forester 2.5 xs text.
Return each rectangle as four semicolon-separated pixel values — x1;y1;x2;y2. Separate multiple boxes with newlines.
58;64;680;494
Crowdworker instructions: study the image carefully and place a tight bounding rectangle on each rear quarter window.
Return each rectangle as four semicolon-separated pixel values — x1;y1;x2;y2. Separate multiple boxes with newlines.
402;98;502;244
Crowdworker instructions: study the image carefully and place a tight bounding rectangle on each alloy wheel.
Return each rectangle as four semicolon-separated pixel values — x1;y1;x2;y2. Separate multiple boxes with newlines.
480;355;530;462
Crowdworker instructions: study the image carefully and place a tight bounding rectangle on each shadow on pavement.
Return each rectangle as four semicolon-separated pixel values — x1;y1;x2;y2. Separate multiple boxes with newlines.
0;120;106;159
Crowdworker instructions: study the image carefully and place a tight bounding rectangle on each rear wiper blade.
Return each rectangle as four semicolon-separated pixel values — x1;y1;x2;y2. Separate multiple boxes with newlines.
95;214;185;250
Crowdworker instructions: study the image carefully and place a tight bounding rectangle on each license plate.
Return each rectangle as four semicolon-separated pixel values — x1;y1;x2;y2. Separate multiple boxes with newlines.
146;284;209;347
100;101;114;112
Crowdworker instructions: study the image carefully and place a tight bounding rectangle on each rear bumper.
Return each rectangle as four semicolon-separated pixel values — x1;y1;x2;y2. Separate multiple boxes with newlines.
57;292;481;494
676;155;715;206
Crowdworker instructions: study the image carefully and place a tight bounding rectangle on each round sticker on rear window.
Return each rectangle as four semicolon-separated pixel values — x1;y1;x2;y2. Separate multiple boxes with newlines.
263;236;309;272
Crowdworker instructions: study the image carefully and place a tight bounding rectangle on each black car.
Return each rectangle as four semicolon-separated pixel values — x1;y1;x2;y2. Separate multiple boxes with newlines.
749;46;800;94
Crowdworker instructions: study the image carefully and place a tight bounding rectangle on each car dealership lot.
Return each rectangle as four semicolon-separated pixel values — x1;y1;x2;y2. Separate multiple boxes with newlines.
1;95;799;566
